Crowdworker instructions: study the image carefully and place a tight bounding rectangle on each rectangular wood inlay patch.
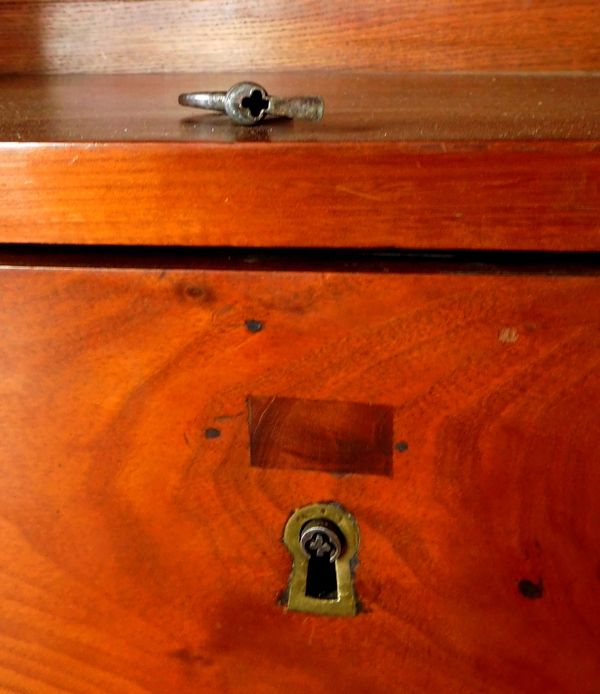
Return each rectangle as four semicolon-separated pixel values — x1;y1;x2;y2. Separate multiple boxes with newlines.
248;396;393;476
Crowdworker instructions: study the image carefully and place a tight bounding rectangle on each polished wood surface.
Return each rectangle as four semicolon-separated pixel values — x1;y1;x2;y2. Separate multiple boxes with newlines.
2;73;600;143
0;266;599;693
2;73;598;250
1;140;599;250
249;395;394;476
1;0;599;74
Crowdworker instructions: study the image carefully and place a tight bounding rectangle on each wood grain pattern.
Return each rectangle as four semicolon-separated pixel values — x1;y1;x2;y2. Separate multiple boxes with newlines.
1;140;599;250
2;73;598;250
2;73;600;143
249;395;394;476
1;0;599;74
0;266;599;693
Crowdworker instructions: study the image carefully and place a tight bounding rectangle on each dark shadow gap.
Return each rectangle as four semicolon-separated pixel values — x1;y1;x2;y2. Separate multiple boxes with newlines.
0;246;599;276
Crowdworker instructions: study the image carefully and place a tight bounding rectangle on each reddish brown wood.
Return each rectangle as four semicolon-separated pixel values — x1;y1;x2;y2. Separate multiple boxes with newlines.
1;140;599;250
249;395;394;476
1;0;599;74
2;74;598;250
2;73;599;143
0;266;599;693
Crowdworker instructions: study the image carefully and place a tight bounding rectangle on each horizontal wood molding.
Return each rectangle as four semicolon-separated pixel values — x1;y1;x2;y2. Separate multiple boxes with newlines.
1;74;598;249
1;0;599;74
1;140;600;250
0;267;599;692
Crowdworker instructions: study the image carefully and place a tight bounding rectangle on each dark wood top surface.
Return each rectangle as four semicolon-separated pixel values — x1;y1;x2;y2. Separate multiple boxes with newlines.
2;72;599;142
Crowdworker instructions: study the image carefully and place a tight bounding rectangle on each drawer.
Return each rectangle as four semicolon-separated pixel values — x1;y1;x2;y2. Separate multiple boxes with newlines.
1;74;600;251
0;260;599;693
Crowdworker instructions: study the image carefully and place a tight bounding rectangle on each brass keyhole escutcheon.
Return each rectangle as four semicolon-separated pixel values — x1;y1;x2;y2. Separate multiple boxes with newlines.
283;503;360;617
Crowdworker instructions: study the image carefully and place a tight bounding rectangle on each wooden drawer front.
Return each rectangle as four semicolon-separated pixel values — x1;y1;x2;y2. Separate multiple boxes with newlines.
3;140;600;251
0;267;598;694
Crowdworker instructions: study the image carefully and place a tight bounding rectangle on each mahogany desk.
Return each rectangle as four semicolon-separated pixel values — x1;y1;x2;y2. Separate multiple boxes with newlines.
0;6;599;691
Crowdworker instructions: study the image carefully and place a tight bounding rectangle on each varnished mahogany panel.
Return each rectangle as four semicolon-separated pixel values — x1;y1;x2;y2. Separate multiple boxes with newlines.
0;0;599;74
1;140;599;250
2;73;599;143
0;266;599;693
2;74;598;250
249;395;394;476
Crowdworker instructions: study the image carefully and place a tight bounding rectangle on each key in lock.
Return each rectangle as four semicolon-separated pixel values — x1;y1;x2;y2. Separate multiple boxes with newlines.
283;503;360;616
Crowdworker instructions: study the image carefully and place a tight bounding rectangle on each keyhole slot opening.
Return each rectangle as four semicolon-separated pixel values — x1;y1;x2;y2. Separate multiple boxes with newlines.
300;519;345;601
305;554;338;600
241;90;269;117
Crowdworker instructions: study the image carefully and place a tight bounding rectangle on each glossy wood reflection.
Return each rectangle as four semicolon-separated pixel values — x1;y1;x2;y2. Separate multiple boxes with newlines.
0;267;599;693
1;73;598;251
2;73;599;143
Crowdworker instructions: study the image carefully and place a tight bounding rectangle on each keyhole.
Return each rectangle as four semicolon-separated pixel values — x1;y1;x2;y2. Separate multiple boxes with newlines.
241;90;269;118
300;520;344;601
305;542;338;599
284;503;359;616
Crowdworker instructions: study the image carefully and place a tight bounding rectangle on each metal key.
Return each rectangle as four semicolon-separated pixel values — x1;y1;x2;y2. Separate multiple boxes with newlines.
178;81;324;126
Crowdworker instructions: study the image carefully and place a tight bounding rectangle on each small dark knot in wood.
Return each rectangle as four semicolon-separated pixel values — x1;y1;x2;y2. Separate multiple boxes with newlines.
245;320;263;333
519;578;544;599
